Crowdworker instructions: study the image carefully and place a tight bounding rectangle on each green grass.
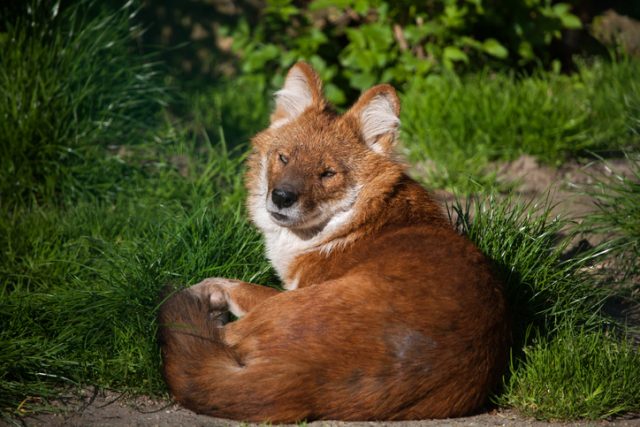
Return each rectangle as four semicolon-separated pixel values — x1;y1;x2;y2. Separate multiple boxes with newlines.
450;195;640;420
450;195;607;338
1;1;639;421
501;327;640;420
0;1;166;209
0;1;274;415
184;74;271;151
581;153;640;284
0;137;276;414
401;59;640;192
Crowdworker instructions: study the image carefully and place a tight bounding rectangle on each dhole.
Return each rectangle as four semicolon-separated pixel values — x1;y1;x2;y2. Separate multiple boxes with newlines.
158;63;510;422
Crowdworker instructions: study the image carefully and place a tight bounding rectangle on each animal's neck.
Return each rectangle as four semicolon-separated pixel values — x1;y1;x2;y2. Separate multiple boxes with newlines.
317;174;448;249
262;200;359;281
264;174;448;285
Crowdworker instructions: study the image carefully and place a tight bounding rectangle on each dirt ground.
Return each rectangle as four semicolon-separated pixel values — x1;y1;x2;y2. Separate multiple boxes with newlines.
429;155;635;225
6;156;639;427
12;389;640;427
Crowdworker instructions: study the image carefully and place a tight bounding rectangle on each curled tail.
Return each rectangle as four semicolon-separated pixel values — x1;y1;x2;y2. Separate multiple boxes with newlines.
157;286;315;422
157;287;241;414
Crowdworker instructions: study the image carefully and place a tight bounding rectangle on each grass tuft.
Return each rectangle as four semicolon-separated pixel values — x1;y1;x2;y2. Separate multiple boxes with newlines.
501;327;640;420
185;75;271;151
451;195;640;420
0;1;166;208
581;153;640;283
451;195;607;339
0;177;274;412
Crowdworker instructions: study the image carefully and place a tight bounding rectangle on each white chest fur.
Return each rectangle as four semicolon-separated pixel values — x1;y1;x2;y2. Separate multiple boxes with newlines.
263;227;314;281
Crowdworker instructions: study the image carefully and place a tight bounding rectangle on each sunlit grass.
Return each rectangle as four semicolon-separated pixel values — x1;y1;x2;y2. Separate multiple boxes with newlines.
581;153;640;284
0;139;275;413
453;195;640;420
501;327;640;420
450;195;607;339
401;60;640;192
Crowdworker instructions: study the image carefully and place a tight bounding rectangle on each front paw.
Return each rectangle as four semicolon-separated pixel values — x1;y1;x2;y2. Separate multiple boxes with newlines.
188;278;239;325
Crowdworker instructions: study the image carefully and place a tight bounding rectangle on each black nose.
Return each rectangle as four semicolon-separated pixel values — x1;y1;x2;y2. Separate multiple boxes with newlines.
272;188;298;209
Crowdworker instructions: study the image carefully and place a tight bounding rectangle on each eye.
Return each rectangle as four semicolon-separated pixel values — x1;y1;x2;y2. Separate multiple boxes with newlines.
278;153;289;165
320;169;336;179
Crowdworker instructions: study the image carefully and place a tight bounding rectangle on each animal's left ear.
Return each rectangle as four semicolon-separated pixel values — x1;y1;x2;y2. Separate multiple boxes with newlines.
346;84;400;155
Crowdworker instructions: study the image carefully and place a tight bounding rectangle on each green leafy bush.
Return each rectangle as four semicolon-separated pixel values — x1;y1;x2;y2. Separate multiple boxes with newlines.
230;0;582;104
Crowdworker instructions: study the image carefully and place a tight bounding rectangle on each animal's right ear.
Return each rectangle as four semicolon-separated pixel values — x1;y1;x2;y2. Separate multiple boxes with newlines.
270;62;324;129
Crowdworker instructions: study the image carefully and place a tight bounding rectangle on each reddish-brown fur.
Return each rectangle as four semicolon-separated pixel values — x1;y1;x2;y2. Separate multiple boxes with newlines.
158;63;510;422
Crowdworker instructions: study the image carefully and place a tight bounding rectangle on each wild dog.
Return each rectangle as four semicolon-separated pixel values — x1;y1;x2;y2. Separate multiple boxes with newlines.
158;63;510;422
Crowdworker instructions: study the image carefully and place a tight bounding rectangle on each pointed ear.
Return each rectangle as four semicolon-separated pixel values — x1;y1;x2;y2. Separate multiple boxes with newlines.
346;84;400;155
270;62;324;129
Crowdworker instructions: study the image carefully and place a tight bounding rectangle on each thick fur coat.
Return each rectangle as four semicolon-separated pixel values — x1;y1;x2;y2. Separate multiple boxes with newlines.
158;63;510;422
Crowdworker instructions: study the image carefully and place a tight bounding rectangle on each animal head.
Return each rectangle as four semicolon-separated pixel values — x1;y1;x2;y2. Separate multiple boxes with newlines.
246;62;405;236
